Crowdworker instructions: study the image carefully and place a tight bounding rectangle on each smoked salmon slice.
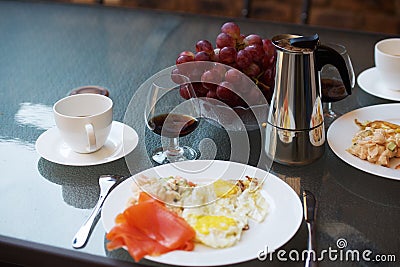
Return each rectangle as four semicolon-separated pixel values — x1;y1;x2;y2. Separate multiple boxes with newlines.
106;192;196;262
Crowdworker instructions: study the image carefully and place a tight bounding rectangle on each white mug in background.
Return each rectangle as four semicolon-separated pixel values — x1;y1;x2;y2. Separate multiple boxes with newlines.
375;38;400;91
53;93;113;153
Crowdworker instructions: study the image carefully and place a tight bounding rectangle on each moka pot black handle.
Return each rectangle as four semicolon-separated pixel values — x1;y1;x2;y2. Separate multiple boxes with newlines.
315;45;352;96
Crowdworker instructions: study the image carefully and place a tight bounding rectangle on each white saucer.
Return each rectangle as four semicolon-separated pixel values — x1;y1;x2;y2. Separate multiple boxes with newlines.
35;121;138;166
357;67;400;101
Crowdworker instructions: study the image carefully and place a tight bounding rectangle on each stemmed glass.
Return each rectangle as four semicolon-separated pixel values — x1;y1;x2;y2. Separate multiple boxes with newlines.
145;72;200;164
321;43;355;127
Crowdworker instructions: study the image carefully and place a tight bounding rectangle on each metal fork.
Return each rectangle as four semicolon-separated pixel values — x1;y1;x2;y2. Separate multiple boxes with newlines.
72;175;125;249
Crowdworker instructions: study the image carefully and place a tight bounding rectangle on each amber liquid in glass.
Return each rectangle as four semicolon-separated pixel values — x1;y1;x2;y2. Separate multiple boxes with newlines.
321;78;348;103
148;113;199;138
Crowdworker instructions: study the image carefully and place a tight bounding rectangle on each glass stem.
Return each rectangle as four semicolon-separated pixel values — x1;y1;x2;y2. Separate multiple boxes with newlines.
165;137;182;157
323;102;335;116
327;102;333;114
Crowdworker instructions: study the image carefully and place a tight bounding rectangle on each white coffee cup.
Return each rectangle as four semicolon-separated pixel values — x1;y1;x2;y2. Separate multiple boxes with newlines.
375;38;400;91
53;93;113;153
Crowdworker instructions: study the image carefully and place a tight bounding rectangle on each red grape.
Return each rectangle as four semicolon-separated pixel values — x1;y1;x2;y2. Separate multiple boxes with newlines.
212;63;227;79
221;22;240;39
261;54;275;70
262;39;276;58
176;55;194;65
195;51;211;61
201;69;223;90
236;49;252;69
179;51;195;59
243;63;261;78
219;47;237;64
244;34;262;46
201;69;218;83
175;62;194;78
216;81;237;100
216;33;236;48
196;40;214;55
179;84;192;99
171;67;180;75
244;44;264;63
224;68;242;85
171;68;187;84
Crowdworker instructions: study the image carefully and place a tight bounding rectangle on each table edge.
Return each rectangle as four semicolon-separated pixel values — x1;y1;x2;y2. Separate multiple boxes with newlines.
0;235;141;267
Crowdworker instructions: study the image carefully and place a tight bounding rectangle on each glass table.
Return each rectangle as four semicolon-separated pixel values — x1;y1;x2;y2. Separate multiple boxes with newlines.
0;1;399;266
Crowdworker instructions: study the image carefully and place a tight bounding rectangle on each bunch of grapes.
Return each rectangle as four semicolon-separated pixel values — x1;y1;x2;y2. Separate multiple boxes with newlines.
175;22;276;107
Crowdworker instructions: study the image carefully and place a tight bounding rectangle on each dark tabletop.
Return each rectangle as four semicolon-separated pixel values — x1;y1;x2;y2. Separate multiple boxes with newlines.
0;1;399;267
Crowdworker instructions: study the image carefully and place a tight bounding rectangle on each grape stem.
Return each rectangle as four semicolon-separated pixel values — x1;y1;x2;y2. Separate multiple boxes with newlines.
236;42;246;51
252;71;270;92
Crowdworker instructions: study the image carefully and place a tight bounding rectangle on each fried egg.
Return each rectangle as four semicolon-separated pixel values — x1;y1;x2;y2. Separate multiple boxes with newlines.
181;178;269;248
182;201;246;248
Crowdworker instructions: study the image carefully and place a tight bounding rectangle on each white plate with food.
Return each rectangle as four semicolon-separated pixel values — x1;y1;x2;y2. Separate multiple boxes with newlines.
327;103;400;180
101;160;303;266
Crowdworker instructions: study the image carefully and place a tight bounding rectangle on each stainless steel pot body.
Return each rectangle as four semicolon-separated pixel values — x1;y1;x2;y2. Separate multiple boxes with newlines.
265;34;325;165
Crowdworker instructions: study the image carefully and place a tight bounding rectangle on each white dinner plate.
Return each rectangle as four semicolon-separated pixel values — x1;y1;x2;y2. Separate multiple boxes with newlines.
101;160;303;266
357;67;400;101
35;121;138;166
327;104;400;180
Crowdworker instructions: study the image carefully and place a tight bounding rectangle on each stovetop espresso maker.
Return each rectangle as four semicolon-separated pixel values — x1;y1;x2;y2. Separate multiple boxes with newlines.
265;34;352;165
